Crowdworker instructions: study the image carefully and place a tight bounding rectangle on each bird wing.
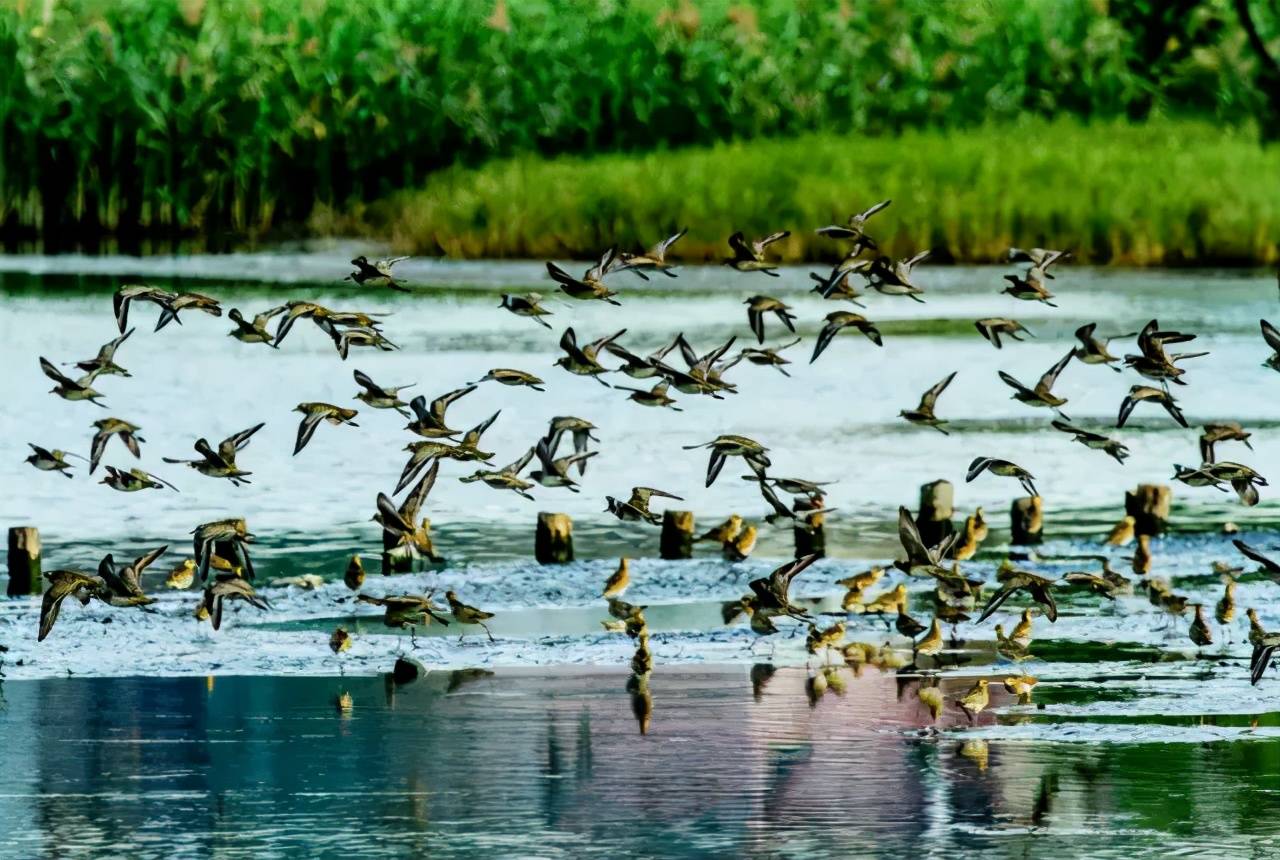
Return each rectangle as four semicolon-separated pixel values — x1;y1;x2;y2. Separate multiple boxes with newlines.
428;384;477;423
545;261;581;288
1074;322;1097;343
918;371;956;411
219;422;265;460
558;327;588;362
653;228;687;258
131;544;169;577
462;411;501;448
293;412;326;455
353;368;387;397
753;231;790;255
858;199;892;220
966;457;993;482
810;320;842;363
903;249;931;269
1252;642;1279;686
630;487;682;505
400;459;441;521
897;505;931;565
1036;350;1074;393
727;232;752;261
1262;320;1280;353
97;328;134;362
976;584;1021;624
378;492;416;534
758;481;794;520
585;246;616;282
38;356;74;386
585;329;628;356
1234;539;1280;575
503;447;536;476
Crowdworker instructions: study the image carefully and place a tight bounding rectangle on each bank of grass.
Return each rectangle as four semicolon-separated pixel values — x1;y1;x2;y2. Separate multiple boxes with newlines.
319;120;1280;265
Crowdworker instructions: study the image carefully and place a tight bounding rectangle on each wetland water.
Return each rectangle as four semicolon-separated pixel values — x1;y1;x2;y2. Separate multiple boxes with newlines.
4;255;1280;855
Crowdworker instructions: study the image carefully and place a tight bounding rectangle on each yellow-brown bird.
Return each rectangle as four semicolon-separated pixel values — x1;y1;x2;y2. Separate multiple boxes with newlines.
1216;580;1236;626
1189;603;1213;649
805;621;846;656
1105;515;1136;547
329;626;352;654
1132;533;1152;576
696;514;742;544
722;524;758;561
165;559;196;590
915;618;944;657
956;678;990;719
918;681;945;720
1003;675;1038;704
603;558;630;597
445;590;496;642
344;555;365;590
1010;608;1034;645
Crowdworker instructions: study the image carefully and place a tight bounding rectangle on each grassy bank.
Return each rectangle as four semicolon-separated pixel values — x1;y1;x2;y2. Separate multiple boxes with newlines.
0;0;1270;246
317;120;1280;266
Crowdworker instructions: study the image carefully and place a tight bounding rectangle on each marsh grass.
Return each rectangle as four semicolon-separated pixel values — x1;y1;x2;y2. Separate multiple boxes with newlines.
0;0;1269;249
323;120;1280;265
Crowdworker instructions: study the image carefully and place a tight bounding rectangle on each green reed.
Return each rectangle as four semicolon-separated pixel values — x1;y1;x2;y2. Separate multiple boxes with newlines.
0;0;1270;248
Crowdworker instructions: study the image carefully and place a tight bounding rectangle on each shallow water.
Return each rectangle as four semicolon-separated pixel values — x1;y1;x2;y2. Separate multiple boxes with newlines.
3;669;1280;859
5;254;1280;854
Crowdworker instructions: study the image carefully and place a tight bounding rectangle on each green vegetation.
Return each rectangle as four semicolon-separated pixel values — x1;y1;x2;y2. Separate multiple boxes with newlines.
320;119;1280;265
1;0;1277;252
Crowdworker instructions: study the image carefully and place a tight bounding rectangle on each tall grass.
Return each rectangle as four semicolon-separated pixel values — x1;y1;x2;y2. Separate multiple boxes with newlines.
0;0;1270;247
322;119;1280;265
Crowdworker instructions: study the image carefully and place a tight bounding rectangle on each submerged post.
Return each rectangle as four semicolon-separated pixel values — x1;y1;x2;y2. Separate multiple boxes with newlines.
7;526;41;596
1126;485;1171;537
536;512;574;564
916;480;955;548
1010;497;1043;545
660;510;695;560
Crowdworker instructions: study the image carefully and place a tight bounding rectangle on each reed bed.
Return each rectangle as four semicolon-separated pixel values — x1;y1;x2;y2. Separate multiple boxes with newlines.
322;119;1280;266
0;0;1268;248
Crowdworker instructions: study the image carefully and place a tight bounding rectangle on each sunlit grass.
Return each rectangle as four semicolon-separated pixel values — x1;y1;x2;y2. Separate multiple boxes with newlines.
325;119;1280;265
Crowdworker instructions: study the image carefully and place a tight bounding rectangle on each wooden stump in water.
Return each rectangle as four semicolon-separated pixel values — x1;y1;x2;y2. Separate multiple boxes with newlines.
392;655;427;685
7;526;41;596
1125;485;1171;537
660;510;695;560
1010;497;1043;545
536;512;574;564
794;510;826;559
916;480;956;549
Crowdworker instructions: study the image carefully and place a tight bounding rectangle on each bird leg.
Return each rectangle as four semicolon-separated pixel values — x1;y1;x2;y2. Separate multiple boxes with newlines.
479;621;496;643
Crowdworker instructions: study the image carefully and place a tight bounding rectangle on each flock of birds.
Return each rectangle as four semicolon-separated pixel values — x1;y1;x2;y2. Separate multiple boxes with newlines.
19;197;1280;720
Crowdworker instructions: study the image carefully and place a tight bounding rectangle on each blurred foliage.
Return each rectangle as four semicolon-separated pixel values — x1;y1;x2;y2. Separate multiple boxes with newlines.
324;119;1280;266
0;0;1276;251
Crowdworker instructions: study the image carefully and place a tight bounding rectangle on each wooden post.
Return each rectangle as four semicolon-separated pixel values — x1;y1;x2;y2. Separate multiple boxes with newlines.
7;527;41;596
794;510;826;559
1126;485;1171;537
916;480;955;549
536;513;574;564
1010;497;1043;545
660;510;695;560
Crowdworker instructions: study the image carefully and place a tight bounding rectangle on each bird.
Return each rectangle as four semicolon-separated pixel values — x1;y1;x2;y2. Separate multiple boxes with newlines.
749;554;820;619
1001;267;1057;306
1261;319;1280;371
25;444;84;478
1216;580;1236;626
896;505;958;576
344;555;365;590
1050;420;1129;464
459;447;537;500
1002;675;1038;704
810;259;868;306
396;411;500;493
404;384;476;438
743;295;797;344
353;369;414;415
357;593;449;646
542;416;599;473
1189;604;1214;649
37;569;106;641
71;329;134;379
163;422;264;485
723;524;758;561
96;546;167;607
89;418;144;474
546;248;621;305
1072;323;1132;371
978;568;1057;623
554;327;626;385
726;338;802;377
724;230;789;275
1233;540;1280;583
613;228;687;278
1117;385;1187;428
1200;422;1253;463
445;591;496;642
895;606;927;640
956;678;990;719
198;575;269;631
1008;248;1070;267
899;371;956;434
528;437;596;493
682;434;771;487
974;318;1034;349
100;466;178;493
811;311;883;362
39;357;106;406
499;293;554;328
966;457;1038;497
867;251;929;302
1105;515;1136;546
618;379;682;410
915;618;944;657
329;627;352;654
605;487;683;525
227;306;287;344
998;350;1073;415
165;559;196;590
376;464;445;565
603;558;630;597
191;518;255;583
816;200;891;246
154;291;222;331
475;368;545;391
347;255;411;291
697;515;743;544
293;403;359;455
112;284;176;333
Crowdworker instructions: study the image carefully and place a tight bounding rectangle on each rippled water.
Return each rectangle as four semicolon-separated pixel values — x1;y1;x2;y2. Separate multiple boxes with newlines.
3;669;1280;859
4;255;1280;855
